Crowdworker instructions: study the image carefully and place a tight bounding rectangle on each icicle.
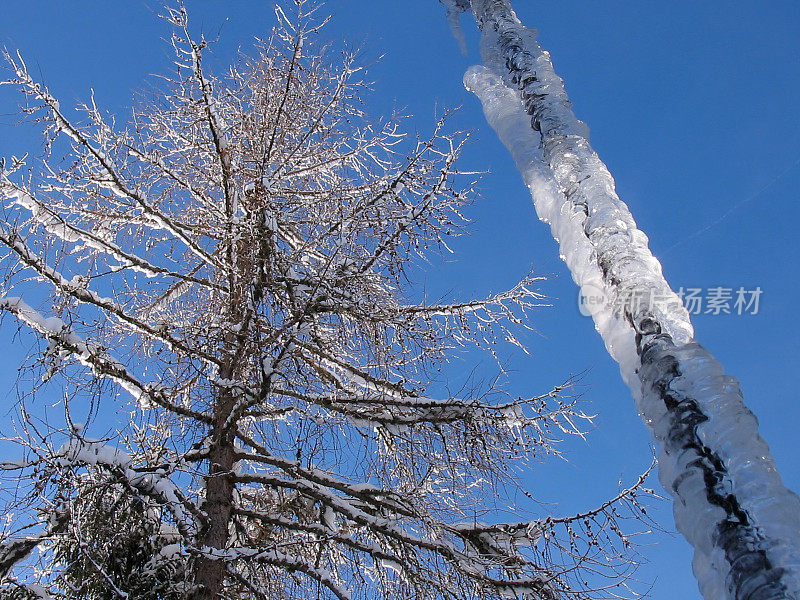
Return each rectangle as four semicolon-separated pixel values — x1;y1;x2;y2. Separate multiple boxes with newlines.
439;0;470;55
462;1;800;598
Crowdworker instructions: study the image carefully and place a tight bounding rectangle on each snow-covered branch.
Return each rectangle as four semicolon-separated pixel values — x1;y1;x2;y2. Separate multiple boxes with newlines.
0;3;654;599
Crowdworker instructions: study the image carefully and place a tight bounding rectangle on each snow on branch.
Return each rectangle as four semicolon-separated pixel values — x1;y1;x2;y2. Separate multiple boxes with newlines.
0;3;656;598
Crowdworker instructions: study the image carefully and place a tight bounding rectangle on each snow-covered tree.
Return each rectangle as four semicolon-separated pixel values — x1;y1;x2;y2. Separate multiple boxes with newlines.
0;4;651;599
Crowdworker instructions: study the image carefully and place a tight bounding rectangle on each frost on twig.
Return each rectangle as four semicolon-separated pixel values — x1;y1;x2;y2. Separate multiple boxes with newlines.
0;2;654;599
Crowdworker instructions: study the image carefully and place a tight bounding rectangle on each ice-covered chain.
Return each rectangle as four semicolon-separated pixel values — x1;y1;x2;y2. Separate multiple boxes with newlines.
456;0;800;598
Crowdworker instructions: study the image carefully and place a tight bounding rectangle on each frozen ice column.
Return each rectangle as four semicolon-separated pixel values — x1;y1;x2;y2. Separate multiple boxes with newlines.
459;1;800;598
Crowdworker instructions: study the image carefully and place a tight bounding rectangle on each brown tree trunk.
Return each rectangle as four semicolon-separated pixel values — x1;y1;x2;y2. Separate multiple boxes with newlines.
191;168;244;598
191;362;237;600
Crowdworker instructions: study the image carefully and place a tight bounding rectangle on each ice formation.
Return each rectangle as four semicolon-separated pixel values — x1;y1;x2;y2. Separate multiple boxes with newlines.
439;0;471;54
457;1;800;598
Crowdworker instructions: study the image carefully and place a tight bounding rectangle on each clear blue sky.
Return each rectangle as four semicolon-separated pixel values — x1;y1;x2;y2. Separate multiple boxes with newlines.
1;2;799;599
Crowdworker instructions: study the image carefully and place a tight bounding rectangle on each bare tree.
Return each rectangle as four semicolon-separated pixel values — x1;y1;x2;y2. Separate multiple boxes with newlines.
0;3;651;599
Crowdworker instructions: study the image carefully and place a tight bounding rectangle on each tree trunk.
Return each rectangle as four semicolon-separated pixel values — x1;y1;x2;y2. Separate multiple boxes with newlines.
191;360;237;600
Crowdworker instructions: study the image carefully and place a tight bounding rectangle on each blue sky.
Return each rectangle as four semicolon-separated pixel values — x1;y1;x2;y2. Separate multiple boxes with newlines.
1;2;799;599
